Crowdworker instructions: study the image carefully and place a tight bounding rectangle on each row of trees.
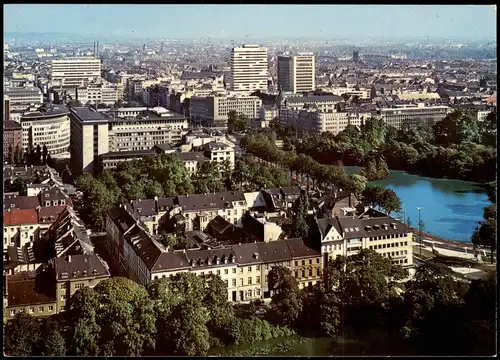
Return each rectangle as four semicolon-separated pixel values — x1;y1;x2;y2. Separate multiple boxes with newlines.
472;202;496;264
6;143;51;166
5;275;293;356
294;112;496;183
240;133;368;197
266;249;495;356
77;153;291;229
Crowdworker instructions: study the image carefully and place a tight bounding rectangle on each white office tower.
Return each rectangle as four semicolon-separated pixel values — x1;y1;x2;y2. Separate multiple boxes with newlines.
278;53;316;94
51;57;102;87
230;45;268;93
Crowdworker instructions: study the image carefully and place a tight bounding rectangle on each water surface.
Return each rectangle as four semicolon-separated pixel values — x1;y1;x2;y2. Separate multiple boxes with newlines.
345;166;491;243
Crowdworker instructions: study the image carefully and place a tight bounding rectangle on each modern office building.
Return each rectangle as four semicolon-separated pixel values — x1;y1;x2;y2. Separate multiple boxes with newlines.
4;87;43;111
229;45;268;93
378;103;451;130
106;107;188;152
278;54;316;94
189;95;262;124
20;106;71;158
50;57;102;87
283;95;343;112
69;107;109;175
76;79;121;106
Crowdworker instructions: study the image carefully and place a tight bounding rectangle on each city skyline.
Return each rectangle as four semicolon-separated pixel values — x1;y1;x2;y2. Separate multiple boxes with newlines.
4;4;497;41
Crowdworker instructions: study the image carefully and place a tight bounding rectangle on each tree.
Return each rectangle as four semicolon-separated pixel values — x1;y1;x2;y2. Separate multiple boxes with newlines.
67;286;101;356
36;144;42;164
14;144;22;164
472;218;496;264
361;117;387;149
268;266;304;328
193;160;223;194
37;318;66;356
42;144;48;164
345;173;367;199
362;184;385;208
4;313;41;356
291;194;310;237
8;144;15;164
379;188;402;215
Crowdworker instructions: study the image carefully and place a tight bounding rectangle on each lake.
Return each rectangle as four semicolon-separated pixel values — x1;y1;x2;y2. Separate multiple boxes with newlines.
344;166;492;243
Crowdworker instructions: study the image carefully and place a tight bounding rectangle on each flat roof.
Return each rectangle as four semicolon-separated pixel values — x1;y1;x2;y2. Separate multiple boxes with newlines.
71;107;108;123
287;95;342;103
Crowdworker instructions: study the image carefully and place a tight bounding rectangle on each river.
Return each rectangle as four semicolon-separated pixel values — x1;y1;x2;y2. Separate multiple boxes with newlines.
344;166;492;243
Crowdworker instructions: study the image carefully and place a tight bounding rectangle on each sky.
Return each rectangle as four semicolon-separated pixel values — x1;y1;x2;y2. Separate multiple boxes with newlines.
4;4;497;41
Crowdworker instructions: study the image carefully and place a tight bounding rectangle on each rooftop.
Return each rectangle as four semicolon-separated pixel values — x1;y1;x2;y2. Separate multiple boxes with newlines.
7;270;56;307
70;107;108;124
4;208;39;226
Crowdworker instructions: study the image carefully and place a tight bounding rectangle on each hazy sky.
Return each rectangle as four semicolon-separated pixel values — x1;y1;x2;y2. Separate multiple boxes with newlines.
4;4;497;40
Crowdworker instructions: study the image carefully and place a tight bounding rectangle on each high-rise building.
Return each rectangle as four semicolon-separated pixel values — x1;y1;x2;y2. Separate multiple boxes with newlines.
69;107;109;175
229;44;268;93
277;53;316;94
353;50;359;63
51;57;102;87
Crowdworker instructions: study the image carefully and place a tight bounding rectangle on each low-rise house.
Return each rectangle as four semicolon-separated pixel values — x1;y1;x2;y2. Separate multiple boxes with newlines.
185;248;238;301
308;209;413;268
51;253;111;313
242;213;283;242
4;270;57;319
3;194;40;210
202;142;235;170
286;237;322;291
205;215;255;244
39;187;67;207
3;209;40;250
232;243;263;302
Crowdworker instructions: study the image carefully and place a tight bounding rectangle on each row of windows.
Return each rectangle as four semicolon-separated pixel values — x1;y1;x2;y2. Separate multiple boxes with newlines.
9;305;54;316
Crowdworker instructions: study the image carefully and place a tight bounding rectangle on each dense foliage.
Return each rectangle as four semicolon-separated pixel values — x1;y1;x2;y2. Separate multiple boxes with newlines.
76;153;291;228
240;132;366;195
5;251;495;356
293;112;496;183
4;275;293;356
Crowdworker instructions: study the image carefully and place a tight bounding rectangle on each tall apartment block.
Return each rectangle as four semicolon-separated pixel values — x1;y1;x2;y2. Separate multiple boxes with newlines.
51;57;102;87
69;107;109;175
277;53;316;94
229;45;268;93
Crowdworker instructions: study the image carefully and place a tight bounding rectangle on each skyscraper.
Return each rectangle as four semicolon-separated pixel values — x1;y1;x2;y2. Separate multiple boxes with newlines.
229;44;268;93
353;50;359;63
277;53;316;94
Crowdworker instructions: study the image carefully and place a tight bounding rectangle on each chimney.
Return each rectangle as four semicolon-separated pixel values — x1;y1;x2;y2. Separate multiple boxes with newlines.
183;249;186;254
67;255;71;263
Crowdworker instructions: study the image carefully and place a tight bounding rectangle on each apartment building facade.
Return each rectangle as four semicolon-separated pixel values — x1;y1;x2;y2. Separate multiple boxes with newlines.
4;86;43;111
230;44;269;93
379;103;451;130
309;213;413;269
51;57;102;87
278;54;316;94
189;95;262;124
3;120;22;158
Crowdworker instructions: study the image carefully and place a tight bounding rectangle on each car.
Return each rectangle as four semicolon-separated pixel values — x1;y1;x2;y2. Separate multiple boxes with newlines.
254;308;267;316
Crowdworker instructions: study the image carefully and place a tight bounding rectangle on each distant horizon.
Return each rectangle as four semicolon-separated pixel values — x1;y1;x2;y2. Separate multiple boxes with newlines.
4;5;497;42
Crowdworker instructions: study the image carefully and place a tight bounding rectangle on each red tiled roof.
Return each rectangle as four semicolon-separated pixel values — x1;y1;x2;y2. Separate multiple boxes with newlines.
3;209;39;226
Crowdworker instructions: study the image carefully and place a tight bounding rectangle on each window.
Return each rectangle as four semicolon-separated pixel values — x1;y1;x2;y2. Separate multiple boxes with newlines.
10;310;15;316
201;272;205;276
154;276;158;280
61;294;66;300
224;280;228;287
256;276;260;284
248;266;252;272
29;307;34;314
75;283;84;290
265;275;268;282
209;271;212;275
232;279;236;287
256;265;260;270
295;271;299;277
256;289;261;296
217;270;221;275
302;260;305;265
239;278;243;286
309;259;312;264
224;269;229;275
265;264;269;270
248;277;252;285
309;269;313;277
240;268;243;274
294;260;298;266
316;258;320;263
232;268;236;274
